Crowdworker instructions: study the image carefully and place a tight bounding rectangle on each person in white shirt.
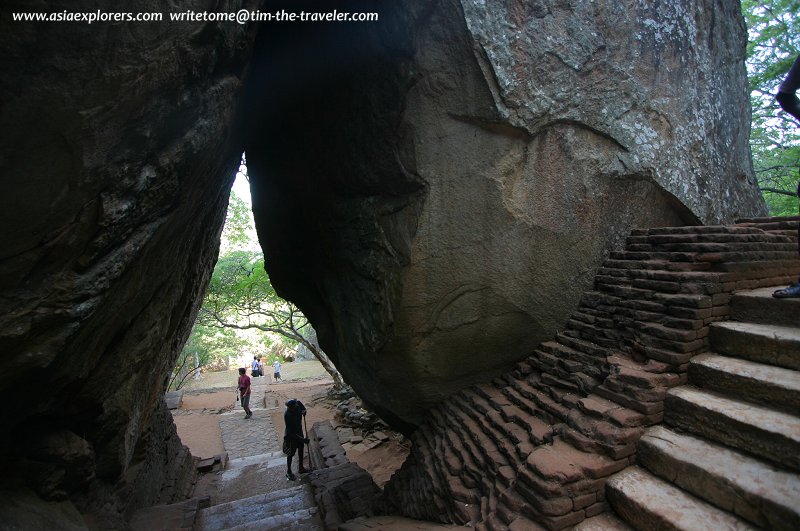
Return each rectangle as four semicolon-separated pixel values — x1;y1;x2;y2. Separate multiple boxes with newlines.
273;359;282;382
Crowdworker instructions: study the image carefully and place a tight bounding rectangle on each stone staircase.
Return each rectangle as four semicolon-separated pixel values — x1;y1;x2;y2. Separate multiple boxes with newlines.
383;217;800;530
605;286;800;530
193;483;322;530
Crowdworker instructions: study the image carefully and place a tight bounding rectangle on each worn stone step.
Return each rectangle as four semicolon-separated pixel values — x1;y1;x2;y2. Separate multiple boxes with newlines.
664;386;800;472
730;287;800;328
709;321;800;370
689;353;800;413
225;508;322;530
337;515;464;529
573;512;633;530
194;484;316;530
606;467;756;530
638;425;800;530
129;496;210;530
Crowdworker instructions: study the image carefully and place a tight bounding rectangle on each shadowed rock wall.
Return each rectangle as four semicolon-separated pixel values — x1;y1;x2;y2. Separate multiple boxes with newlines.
0;0;768;524
0;0;257;525
244;0;766;431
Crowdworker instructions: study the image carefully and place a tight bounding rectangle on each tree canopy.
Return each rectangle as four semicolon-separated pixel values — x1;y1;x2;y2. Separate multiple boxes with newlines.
171;159;345;390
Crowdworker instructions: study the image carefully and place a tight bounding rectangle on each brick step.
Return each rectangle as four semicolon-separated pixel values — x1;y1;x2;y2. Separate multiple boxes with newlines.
437;404;492;480
601;258;714;272
709;321;800;370
625;241;796;254
689;353;800;413
735;216;800;228
626;232;789;245
194;484;320;530
729;286;800;328
597;266;723;285
447;399;511;472
465;393;520;466
515;438;624;528
608;249;796;265
538;340;608;379
638;425;800;530
606;467;755;530
416;424;460;508
503;375;570;424
498;386;556;449
664;386;800;472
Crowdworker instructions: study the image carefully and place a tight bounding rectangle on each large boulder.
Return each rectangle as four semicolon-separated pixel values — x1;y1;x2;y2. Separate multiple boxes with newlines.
244;0;765;431
0;0;256;522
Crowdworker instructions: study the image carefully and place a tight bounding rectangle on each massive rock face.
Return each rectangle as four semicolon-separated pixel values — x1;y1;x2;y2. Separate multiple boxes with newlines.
0;0;767;523
245;0;765;431
0;0;256;524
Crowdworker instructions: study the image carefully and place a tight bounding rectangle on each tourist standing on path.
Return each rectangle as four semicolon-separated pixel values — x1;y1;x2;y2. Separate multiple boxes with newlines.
237;367;253;419
284;399;308;480
251;356;261;377
773;54;800;299
273;359;282;382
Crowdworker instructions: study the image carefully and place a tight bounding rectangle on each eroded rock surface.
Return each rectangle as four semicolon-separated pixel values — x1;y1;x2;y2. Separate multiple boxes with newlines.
244;0;765;430
0;0;768;524
0;0;257;523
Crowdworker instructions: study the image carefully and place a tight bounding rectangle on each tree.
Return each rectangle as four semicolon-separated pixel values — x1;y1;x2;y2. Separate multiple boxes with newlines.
743;0;800;215
198;250;347;390
173;154;347;390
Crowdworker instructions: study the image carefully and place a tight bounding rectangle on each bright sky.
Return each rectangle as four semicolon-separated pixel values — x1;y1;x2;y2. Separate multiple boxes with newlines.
231;167;252;205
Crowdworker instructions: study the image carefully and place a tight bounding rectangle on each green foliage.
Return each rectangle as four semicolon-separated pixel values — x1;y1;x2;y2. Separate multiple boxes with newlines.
172;156;346;388
220;191;259;254
743;0;800;215
200;250;310;346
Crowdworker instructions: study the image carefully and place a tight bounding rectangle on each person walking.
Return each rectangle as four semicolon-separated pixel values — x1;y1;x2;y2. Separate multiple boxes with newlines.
284;399;308;480
237;367;253;419
273;359;282;382
773;54;800;298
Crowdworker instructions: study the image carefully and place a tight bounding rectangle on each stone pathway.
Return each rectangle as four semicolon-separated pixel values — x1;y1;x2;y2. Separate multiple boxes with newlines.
220;379;282;459
190;379;324;529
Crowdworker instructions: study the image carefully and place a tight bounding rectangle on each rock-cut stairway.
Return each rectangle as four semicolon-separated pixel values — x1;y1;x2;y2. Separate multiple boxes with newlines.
606;286;800;530
383;216;800;530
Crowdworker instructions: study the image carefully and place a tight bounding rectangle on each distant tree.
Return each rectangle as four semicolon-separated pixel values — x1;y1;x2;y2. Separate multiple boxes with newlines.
742;0;800;215
198;251;347;390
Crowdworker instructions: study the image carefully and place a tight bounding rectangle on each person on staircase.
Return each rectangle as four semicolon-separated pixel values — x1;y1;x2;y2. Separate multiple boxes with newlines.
284;398;308;480
773;54;800;299
237;367;253;419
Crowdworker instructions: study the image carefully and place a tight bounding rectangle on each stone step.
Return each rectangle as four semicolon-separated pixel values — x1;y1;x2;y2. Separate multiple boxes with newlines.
224;508;322;530
638;425;800;530
129;496;210;530
606;467;756;530
709;321;800;370
730;287;800;328
664;386;800;472
573;512;633;530
337;515;464;529
194;484;318;530
689;353;800;413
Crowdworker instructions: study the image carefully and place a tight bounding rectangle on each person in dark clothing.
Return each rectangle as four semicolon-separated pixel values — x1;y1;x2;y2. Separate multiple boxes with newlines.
776;54;800;121
773;54;800;298
284;399;308;480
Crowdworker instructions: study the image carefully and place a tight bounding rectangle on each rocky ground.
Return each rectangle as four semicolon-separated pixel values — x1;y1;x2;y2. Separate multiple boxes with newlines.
171;361;410;499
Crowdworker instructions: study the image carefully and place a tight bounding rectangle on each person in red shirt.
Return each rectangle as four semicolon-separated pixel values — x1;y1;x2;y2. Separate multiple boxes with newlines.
237;367;253;419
